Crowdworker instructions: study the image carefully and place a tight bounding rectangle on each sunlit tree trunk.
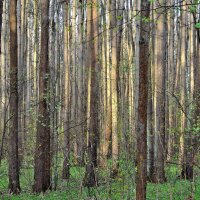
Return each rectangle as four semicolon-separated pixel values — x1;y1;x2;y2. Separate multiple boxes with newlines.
62;0;70;180
0;0;9;164
179;2;187;173
167;0;175;161
153;0;167;183
99;0;111;168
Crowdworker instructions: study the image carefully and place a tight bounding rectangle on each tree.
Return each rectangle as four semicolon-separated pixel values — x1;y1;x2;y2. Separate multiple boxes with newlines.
33;0;51;193
135;0;150;199
0;0;4;163
83;0;99;187
62;0;70;180
110;0;119;174
8;0;21;194
153;0;167;183
179;1;187;176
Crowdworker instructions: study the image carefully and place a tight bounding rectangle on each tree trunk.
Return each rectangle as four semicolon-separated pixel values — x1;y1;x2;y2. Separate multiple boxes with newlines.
83;0;99;187
153;0;167;183
179;2;187;175
110;0;119;174
0;0;4;163
62;0;70;180
33;0;51;193
135;1;150;199
99;0;111;168
8;0;21;194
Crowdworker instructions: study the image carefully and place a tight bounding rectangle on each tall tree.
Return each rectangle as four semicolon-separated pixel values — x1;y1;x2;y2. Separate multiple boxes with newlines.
0;0;4;162
135;0;150;199
9;0;21;194
179;2;187;175
83;0;99;187
153;0;167;183
99;0;112;168
33;0;51;193
62;0;70;180
110;0;119;174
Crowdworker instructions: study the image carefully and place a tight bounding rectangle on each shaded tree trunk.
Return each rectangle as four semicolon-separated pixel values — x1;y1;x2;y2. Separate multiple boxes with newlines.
83;0;99;187
135;0;150;199
33;0;51;193
8;0;21;194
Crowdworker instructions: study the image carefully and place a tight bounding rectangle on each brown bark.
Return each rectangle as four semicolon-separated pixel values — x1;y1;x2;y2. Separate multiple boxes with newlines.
83;0;99;187
8;0;21;194
33;0;51;193
135;1;150;199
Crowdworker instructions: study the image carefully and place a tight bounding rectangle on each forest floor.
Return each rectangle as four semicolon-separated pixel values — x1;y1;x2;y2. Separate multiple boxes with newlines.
0;159;200;200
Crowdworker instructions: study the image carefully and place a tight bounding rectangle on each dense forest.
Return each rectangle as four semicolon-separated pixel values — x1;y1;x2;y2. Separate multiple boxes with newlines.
0;0;200;199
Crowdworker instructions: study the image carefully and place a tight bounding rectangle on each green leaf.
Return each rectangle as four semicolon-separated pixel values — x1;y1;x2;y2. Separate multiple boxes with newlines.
195;23;200;29
189;5;197;13
117;15;123;20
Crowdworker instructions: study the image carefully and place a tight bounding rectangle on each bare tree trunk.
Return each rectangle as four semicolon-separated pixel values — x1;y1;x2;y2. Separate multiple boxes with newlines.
33;0;51;193
153;0;167;183
62;0;70;180
179;2;187;174
110;0;119;174
8;0;21;194
135;1;150;199
167;0;175;162
0;0;4;162
83;0;99;187
99;0;111;168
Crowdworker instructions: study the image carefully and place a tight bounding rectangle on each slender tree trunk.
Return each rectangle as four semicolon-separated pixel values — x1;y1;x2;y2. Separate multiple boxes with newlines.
135;1;150;199
179;3;187;174
9;0;21;194
0;0;4;162
167;0;175;161
99;0;111;168
110;0;119;174
33;0;51;193
62;0;70;180
153;0;167;183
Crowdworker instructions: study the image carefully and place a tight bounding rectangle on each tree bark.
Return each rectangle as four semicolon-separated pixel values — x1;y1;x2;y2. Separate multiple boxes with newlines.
9;0;21;194
135;0;150;199
0;0;4;163
110;0;119;174
153;0;167;183
83;0;99;187
33;0;51;193
62;0;70;180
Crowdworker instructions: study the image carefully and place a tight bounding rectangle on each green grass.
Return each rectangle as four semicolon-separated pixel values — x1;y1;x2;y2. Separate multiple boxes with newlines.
0;160;200;200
